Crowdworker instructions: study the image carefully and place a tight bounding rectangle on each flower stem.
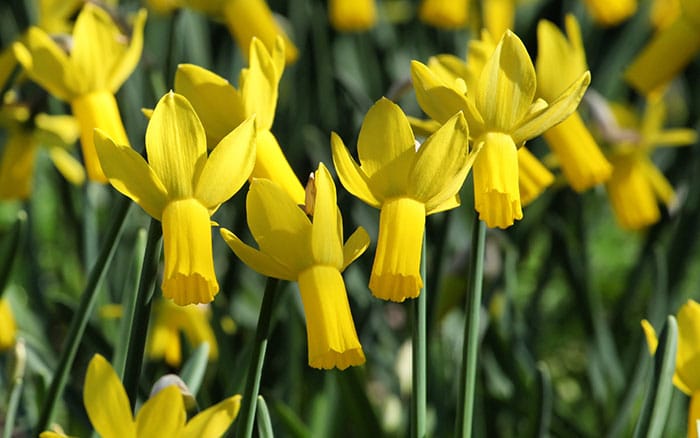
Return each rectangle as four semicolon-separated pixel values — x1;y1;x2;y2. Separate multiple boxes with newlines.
2;340;26;438
35;197;131;434
411;235;427;438
122;218;162;407
237;277;280;438
455;217;486;437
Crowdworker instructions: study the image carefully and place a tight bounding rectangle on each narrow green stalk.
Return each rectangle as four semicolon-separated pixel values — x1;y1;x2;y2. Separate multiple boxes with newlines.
83;182;99;272
411;235;428;438
122;218;162;407
237;277;280;438
3;340;26;438
455;217;486;437
36;197;131;434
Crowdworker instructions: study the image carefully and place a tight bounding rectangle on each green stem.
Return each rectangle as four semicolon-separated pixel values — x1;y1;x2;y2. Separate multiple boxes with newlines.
122;218;162;407
455;217;486;438
3;341;26;438
36;197;131;434
411;235;428;438
237;277;280;438
83;182;99;272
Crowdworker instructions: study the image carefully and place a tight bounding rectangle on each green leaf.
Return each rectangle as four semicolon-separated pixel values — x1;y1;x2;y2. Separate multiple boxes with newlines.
256;395;274;438
180;343;210;397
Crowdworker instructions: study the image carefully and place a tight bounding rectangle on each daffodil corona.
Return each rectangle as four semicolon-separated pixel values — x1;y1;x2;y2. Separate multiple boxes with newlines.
332;98;476;301
95;91;256;305
221;164;369;370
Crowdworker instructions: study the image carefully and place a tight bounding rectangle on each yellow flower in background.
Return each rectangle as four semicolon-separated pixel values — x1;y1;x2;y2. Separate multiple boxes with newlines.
332;98;476;301
650;0;681;30
95;91;256;305
582;0;637;26
412;31;590;228
536;16;612;192
482;0;515;40
642;300;700;438
147;300;219;368
604;98;696;230
182;0;298;64
221;163;369;370
625;0;700;96
13;4;147;182
173;37;304;204
39;354;241;438
0;298;17;351
329;0;377;32
419;0;470;29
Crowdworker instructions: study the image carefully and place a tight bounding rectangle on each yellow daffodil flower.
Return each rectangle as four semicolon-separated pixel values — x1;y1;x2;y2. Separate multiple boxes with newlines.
332;98;477;301
147;300;219;367
537;16;612;192
0;298;17;351
604;98;696;230
329;0;377;32
583;0;637;27
419;0;470;29
95;91;256;305
483;0;516;40
625;0;700;95
220;163;369;370
12;4;146;182
650;0;681;30
642;300;700;438
40;354;241;438
173;37;304;204
0;102;83;200
412;31;590;228
181;0;298;64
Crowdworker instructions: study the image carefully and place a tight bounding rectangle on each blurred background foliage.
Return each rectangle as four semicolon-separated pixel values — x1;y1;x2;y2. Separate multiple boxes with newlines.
0;0;699;436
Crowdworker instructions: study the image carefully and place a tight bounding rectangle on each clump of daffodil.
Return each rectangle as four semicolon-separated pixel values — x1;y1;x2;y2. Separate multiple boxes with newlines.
180;0;298;64
332;98;477;302
0;99;84;199
147;300;219;368
625;0;700;96
95;91;256;305
329;0;377;32
412;30;591;228
419;0;470;28
536;15;612;192
583;0;637;26
221;163;369;370
39;354;241;438
0;298;17;351
12;4;146;182
604;97;696;230
642;300;700;438
173;37;304;204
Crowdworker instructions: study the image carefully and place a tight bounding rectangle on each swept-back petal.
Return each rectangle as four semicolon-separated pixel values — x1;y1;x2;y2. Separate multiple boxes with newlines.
536;16;587;101
342;227;370;271
94;129;168;219
408;111;471;208
330;132;381;207
512;71;590;145
476;30;536;132
310;164;344;268
84;355;137;438
184;395;241;438
194;116;256;209
135;385;186;437
220;228;297;281
242;37;280;131
411;60;469;124
146;91;207;198
49;147;85;186
175;64;246;149
107;9;147;93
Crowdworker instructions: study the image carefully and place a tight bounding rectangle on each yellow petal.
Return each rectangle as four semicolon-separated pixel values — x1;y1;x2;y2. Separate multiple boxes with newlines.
407;116;440;137
517;146;554;206
583;0;637;26
94;129;169;220
252;130;305;205
0;46;17;91
33;113;80;146
107;9;147;93
641;319;658;354
408;111;472;212
12;28;77;101
418;0;469;28
175;63;246;149
675;300;700;393
483;0;515;40
220;228;297;281
473;133;522;229
651;129;698;147
298;265;365;369
369;197;426;302
84;355;137;438
135;385;186;437
0;298;17;351
194;117;256;209
536;16;588;102
242;37;281;131
330;132;381;208
342;227;370;271
311;163;344;268
329;0;377;32
689;391;700;438
410;60;470;125
640;157;675;206
147;319;182;367
161;199;219;305
183;395;241;438
146;91;207;198
49;147;86;186
0;132;37;200
605;153;660;230
511;71;590;145
477;31;536;132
